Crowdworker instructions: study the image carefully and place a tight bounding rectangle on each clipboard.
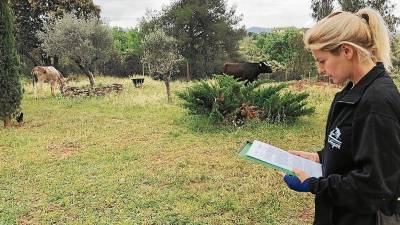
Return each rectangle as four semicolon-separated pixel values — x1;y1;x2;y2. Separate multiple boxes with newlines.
238;140;322;177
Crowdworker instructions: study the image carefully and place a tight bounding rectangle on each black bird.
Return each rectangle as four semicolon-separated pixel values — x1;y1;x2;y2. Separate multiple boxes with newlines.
16;112;24;123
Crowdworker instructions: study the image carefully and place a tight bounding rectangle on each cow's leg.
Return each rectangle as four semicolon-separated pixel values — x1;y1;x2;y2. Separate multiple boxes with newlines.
35;81;44;99
50;81;56;97
33;83;37;99
38;81;45;98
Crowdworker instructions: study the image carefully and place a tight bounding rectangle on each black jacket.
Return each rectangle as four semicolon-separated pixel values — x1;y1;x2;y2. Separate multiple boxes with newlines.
308;63;400;225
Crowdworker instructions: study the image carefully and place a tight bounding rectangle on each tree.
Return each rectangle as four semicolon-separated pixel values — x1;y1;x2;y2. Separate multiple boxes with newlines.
339;0;366;12
0;0;22;128
108;27;143;76
238;36;269;62
112;27;142;54
311;0;335;21
140;0;245;79
38;14;113;87
311;0;399;32
142;29;183;103
392;34;400;75
11;0;42;66
11;0;101;67
256;28;316;80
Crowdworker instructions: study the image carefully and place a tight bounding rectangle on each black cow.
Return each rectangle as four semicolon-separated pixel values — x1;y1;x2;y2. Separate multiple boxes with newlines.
222;61;272;84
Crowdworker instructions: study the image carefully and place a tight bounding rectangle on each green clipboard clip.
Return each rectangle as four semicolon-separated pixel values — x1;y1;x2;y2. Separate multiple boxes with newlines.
238;140;296;176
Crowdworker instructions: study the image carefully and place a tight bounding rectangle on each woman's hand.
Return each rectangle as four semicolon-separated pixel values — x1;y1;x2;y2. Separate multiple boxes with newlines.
283;168;313;192
292;168;311;183
289;150;320;163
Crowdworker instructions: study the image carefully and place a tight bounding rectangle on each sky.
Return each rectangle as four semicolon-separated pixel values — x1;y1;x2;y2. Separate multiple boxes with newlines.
92;0;400;29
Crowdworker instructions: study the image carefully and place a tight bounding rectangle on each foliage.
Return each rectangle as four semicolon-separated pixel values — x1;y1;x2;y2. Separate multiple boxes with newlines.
310;0;399;32
255;28;316;80
142;29;183;102
311;0;335;21
38;13;113;86
112;27;142;54
140;0;246;79
238;36;269;62
28;0;101;20
256;28;298;66
10;0;41;65
105;27;144;76
102;49;142;77
176;75;315;124
177;75;243;122
392;34;400;75
142;29;183;76
11;0;101;66
0;0;22;126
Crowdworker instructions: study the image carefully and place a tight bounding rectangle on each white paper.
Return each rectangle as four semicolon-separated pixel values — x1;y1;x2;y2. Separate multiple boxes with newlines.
246;140;322;177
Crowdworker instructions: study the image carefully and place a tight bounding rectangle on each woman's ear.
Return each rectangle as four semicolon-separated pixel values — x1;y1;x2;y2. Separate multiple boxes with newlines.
340;44;354;60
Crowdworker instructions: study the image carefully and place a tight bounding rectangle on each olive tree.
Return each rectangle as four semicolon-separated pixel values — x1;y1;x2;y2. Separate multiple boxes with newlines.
142;29;183;103
38;13;113;87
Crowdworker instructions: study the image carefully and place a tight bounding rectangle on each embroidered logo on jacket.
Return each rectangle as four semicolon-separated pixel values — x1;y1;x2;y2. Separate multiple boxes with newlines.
328;127;342;149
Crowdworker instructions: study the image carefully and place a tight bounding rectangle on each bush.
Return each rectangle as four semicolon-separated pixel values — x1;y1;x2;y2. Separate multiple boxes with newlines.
176;75;315;125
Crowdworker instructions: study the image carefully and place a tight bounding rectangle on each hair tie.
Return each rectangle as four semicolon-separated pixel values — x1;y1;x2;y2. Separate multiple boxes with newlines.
360;13;369;24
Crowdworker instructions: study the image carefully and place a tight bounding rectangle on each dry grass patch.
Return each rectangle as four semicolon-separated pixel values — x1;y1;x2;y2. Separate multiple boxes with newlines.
47;141;81;159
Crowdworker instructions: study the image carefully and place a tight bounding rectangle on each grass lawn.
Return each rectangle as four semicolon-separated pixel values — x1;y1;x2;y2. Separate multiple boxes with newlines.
1;76;343;224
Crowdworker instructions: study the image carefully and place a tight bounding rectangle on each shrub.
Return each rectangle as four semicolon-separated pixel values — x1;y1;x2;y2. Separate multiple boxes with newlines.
176;75;315;125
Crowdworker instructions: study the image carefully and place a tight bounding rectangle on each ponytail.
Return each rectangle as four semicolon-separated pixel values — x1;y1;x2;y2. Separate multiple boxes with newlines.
356;8;392;71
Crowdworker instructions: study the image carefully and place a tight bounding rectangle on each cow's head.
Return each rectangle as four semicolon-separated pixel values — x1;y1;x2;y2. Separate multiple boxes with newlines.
32;66;47;75
258;61;272;73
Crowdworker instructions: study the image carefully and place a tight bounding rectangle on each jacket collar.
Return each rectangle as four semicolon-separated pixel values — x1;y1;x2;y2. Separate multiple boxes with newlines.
336;62;386;104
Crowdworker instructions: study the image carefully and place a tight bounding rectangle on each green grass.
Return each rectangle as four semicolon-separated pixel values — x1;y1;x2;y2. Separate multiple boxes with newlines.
0;77;340;224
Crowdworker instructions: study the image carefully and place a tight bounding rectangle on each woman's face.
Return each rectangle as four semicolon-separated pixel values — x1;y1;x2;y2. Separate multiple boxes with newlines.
312;47;353;84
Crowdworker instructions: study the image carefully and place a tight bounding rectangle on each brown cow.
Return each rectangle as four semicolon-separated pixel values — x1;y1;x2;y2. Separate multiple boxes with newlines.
31;66;66;98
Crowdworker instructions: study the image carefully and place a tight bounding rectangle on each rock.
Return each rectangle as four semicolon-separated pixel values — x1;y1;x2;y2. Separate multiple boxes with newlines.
63;83;123;97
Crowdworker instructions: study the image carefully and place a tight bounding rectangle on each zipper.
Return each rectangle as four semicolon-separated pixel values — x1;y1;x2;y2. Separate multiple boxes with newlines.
337;100;356;105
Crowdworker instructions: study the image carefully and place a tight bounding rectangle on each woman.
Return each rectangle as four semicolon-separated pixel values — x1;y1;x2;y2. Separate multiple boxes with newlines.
283;8;400;225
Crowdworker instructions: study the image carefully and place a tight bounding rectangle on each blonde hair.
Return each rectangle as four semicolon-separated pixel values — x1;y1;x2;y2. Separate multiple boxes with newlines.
304;8;392;71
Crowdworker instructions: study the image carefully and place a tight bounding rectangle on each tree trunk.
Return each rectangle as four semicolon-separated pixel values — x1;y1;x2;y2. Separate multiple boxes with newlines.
148;63;152;77
75;60;96;87
42;54;52;66
164;73;172;103
190;59;196;80
186;60;191;81
3;115;11;128
142;63;145;76
53;55;59;68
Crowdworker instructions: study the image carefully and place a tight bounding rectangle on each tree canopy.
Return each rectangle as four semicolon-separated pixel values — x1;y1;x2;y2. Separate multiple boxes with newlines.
255;28;316;80
11;0;101;66
112;27;142;55
311;0;399;32
38;13;113;86
140;0;245;79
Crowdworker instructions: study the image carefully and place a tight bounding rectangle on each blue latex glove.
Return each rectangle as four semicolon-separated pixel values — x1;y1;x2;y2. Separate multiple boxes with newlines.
284;174;312;192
